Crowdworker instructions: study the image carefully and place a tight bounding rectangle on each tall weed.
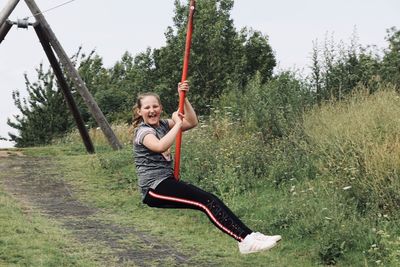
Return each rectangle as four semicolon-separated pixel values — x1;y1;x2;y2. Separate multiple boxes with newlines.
304;85;400;213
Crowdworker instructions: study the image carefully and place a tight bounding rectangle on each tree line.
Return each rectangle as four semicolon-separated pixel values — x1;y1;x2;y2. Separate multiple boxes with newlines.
6;0;400;147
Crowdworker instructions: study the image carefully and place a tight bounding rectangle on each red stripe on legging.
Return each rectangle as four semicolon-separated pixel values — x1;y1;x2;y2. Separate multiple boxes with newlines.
148;190;243;241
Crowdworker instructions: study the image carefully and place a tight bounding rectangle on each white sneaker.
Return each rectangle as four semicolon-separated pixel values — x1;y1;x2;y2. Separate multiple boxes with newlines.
253;232;282;243
238;232;281;254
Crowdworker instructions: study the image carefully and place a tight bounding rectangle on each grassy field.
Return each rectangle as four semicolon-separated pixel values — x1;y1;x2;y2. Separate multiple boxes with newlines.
0;180;97;266
23;147;309;266
1;87;400;266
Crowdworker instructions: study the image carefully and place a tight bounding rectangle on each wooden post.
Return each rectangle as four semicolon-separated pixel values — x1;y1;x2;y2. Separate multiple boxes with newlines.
34;23;95;154
24;0;123;150
0;20;12;43
0;0;19;27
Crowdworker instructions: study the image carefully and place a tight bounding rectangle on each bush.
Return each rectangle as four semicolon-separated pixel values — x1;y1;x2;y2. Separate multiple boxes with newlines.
180;116;269;200
219;72;312;142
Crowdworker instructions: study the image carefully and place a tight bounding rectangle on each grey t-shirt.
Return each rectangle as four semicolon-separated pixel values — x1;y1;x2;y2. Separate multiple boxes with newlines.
134;119;173;198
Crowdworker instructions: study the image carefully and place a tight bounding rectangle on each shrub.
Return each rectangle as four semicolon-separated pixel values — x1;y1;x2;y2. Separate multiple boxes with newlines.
219;72;312;142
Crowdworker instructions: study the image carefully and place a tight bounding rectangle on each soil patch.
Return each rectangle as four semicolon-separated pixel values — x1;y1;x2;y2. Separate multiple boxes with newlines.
0;149;24;158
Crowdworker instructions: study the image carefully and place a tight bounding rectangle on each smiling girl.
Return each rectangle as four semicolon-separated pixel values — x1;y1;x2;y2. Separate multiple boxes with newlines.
132;81;281;254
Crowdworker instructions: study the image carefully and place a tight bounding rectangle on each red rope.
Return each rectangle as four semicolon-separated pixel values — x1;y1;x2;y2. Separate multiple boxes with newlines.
174;0;196;180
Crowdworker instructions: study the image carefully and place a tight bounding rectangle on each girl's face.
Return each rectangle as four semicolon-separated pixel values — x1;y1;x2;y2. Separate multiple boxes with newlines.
137;95;163;126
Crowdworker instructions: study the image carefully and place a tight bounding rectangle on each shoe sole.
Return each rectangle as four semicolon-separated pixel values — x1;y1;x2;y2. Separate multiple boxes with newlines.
240;240;280;255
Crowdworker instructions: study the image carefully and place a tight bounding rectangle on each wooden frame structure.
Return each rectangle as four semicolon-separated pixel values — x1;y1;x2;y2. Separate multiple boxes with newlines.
0;0;123;152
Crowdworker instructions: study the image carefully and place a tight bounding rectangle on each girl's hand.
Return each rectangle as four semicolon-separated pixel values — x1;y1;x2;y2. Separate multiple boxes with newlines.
178;80;189;93
172;111;184;126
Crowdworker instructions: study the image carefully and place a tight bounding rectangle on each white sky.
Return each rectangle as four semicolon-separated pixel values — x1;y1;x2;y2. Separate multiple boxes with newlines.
1;0;399;148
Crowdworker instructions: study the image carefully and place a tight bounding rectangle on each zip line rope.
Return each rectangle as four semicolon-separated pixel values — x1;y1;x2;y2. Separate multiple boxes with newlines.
174;0;196;180
25;0;76;19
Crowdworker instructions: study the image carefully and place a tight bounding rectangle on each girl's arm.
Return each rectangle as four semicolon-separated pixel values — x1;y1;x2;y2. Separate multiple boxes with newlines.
181;97;198;131
142;112;183;153
169;80;198;131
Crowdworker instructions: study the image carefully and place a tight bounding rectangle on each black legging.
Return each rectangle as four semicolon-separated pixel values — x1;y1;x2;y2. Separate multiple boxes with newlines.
143;178;252;242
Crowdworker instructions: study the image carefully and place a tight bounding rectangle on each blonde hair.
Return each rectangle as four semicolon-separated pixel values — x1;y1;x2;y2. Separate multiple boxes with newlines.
131;92;162;130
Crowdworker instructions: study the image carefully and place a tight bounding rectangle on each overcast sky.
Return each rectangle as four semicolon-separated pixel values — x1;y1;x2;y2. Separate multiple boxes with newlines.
1;0;399;148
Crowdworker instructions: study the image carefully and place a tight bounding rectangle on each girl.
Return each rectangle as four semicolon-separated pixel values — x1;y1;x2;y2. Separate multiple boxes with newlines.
132;81;281;254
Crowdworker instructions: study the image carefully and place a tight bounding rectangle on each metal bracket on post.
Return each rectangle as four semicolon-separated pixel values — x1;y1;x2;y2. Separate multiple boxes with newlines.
13;17;34;28
1;18;37;43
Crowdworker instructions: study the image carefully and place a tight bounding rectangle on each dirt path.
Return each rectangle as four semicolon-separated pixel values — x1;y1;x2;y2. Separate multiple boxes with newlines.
0;151;197;266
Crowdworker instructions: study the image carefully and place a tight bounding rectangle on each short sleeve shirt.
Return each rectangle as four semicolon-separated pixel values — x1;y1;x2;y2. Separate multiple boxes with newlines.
133;119;173;198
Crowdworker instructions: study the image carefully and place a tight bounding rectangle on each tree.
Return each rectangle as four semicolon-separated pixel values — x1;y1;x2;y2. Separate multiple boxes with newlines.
7;0;278;145
150;0;276;114
309;33;381;103
241;28;276;85
78;51;134;124
381;27;400;89
74;48;163;124
7;64;74;147
310;40;323;103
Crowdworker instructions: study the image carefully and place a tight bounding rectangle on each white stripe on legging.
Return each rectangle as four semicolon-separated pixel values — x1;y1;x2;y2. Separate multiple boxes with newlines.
148;190;243;241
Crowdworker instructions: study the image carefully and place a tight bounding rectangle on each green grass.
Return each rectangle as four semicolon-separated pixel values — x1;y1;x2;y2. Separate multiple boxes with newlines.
23;145;392;266
3;86;400;266
47;148;308;266
304;88;400;213
0;188;96;267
